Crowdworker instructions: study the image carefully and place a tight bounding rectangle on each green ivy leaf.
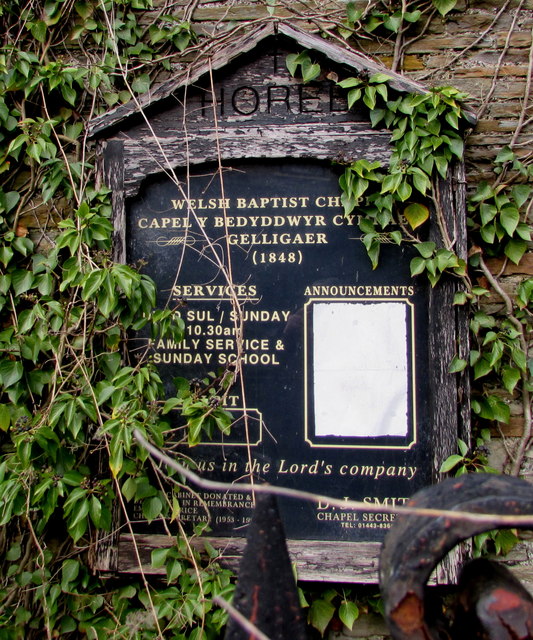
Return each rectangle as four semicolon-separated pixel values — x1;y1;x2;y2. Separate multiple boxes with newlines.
502;366;521;394
457;438;469;456
339;602;359;630
411;171;430;195
474;357;492;379
447;136;464;158
369;73;392;84
515;223;531;241
0;360;24;388
346;2;362;22
449;356;467;373
6;542;21;562
143;496;163;522
445;110;459;129
121;477;137;502
166;558;183;583
308;599;335;636
89;496;102;526
415;241;435;258
30;20;48;43
486;395;511;423
11;269;34;296
434;155;449;178
432;0;457;16
109;446;123;478
0;191;21;214
347;88;362;109
61;84;77;106
500;207;519;236
495;146;515;163
81;269;106;300
302;61;321;84
338;77;363;89
363;85;377;110
0;246;14;268
479;202;497;226
188;414;206;446
404;10;422;22
439;454;464;473
0;404;11;431
397;181;412;202
504;238;527;265
404;203;429;229
131;73;151;94
511;184;531;208
370;108;385;127
511;345;527;372
151;547;171;569
61;559;80;591
453;291;468;305
410;256;426;277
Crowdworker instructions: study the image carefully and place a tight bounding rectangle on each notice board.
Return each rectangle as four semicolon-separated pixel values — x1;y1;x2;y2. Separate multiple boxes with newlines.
89;23;470;582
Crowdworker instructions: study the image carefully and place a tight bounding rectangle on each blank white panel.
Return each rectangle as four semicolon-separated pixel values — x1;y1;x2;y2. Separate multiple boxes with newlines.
313;302;409;437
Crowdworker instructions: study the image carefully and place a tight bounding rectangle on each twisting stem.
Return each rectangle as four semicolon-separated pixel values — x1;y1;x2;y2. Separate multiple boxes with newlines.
478;256;531;476
476;0;526;121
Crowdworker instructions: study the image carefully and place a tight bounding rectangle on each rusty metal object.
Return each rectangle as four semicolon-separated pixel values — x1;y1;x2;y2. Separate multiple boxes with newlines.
380;473;533;640
454;558;533;639
224;493;307;640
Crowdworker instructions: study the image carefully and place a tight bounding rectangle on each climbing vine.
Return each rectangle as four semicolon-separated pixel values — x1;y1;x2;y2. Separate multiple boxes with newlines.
0;0;531;638
0;1;231;638
325;0;532;484
285;0;532;632
337;76;531;456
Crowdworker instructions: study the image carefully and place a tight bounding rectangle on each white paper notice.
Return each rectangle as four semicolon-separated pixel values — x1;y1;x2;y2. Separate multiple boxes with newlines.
313;302;409;437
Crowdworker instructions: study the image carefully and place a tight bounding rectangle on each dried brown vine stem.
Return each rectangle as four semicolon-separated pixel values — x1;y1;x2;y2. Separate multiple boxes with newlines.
476;0;527;122
25;495;53;640
478;255;532;477
390;0;407;72
110;464;166;640
98;0;249;392
184;0;200;22
416;0;514;82
213;596;272;640
206;59;255;489
510;23;533;149
135;429;533;528
398;6;436;71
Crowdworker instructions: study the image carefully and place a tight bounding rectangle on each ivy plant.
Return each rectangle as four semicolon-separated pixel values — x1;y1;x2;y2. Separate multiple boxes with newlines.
0;0;531;637
0;1;232;638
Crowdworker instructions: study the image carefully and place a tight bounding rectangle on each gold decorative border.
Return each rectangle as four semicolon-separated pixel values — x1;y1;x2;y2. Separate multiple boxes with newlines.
304;297;417;450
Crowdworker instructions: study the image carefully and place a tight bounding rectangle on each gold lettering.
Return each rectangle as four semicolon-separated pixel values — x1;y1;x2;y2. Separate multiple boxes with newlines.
303;285;415;297
228;232;327;245
363;496;409;507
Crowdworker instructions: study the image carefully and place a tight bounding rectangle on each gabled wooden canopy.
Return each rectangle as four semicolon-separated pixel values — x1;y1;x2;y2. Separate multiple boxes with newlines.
88;22;430;139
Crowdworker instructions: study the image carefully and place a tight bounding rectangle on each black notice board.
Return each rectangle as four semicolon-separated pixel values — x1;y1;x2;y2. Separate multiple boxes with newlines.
126;158;431;542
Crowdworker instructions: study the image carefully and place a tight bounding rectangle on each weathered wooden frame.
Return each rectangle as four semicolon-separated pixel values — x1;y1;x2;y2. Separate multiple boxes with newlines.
89;22;470;583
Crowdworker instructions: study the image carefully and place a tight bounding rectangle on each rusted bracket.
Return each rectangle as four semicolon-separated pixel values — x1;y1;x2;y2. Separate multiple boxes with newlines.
454;557;533;639
224;493;307;640
379;473;533;640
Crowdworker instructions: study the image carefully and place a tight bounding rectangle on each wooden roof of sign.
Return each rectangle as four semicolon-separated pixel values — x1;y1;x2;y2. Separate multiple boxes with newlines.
87;22;429;139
